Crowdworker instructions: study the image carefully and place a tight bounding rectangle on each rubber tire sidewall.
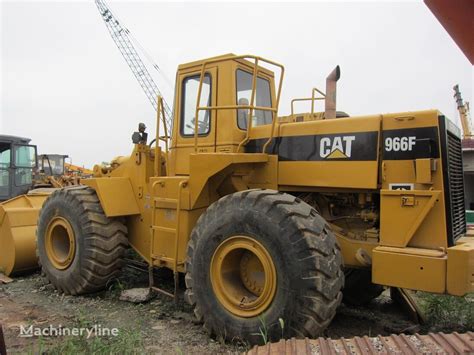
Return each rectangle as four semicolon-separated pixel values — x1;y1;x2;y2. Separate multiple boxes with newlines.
190;192;342;343
37;191;86;290
193;219;293;343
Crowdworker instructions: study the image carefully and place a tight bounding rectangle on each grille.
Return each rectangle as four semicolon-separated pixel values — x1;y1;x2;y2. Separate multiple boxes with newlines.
446;131;466;241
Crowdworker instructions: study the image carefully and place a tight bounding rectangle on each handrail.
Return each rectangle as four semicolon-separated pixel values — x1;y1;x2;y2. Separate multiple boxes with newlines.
172;179;187;304
290;88;325;116
192;55;285;154
155;96;169;176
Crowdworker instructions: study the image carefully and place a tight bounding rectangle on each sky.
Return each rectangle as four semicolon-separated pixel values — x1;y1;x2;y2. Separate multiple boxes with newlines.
1;0;472;168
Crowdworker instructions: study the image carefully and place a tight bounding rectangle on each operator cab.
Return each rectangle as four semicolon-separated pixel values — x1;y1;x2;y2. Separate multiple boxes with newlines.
169;54;281;175
0;135;37;201
38;154;68;177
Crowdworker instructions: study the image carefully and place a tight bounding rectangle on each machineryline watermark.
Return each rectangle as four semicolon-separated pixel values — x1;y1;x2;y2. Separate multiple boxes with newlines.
19;324;119;338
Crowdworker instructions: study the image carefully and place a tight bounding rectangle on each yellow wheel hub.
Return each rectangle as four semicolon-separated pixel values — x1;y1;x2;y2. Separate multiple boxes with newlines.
210;236;277;317
45;217;76;270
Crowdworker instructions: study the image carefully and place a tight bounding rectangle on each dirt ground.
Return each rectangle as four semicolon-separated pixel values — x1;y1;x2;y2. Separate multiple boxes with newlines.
0;264;464;354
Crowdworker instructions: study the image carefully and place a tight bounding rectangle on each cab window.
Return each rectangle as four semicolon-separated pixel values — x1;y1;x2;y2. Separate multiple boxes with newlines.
14;145;36;168
181;74;211;136
0;144;11;169
236;69;272;130
40;155;65;176
14;145;36;186
0;144;11;195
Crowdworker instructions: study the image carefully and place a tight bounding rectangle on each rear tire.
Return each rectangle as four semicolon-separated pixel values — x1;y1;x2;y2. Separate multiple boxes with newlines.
185;189;344;344
342;268;384;306
37;186;128;295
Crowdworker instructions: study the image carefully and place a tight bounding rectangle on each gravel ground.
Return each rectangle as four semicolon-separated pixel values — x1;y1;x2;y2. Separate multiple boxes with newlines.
0;264;460;354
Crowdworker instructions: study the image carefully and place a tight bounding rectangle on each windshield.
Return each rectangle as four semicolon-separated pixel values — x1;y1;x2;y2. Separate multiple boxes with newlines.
236;69;272;130
13;145;36;186
40;155;65;176
15;145;36;168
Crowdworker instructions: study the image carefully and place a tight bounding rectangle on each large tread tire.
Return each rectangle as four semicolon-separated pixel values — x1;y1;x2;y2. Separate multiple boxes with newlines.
342;268;384;306
185;189;344;344
37;186;128;295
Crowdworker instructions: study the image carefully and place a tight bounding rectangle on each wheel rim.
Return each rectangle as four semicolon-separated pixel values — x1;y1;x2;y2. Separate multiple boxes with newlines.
210;236;277;318
45;217;76;270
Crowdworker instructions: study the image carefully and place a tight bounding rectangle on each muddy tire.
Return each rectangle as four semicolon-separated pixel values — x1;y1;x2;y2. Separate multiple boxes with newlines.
342;268;384;306
37;186;128;295
184;189;344;344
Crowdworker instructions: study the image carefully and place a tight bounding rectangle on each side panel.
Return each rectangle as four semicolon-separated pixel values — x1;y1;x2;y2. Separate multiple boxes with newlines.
247;115;381;189
380;111;450;249
83;177;140;217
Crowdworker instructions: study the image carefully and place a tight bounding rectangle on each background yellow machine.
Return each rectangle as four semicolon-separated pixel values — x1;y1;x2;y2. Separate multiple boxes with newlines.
27;54;474;344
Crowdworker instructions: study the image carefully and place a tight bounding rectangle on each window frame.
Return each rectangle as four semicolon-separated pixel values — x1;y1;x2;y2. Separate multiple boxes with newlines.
0;145;12;169
12;144;37;168
180;73;212;138
235;68;273;131
12;144;36;188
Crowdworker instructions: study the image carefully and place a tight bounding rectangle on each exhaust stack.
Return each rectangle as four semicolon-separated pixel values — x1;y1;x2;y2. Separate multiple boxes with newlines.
325;66;340;119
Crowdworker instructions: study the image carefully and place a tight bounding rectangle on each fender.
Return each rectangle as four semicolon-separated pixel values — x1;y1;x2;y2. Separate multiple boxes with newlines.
83;177;140;217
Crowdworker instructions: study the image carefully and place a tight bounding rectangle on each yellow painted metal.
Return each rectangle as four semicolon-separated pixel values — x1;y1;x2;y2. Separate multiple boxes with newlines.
372;246;447;293
257;114;382;189
333;228;378;268
446;238;474;296
154;96;169;177
149;179;188;273
379;190;441;248
44;217;76;270
54;53;470;299
373;239;474;296
190;55;284;154
290;87;326;116
415;158;433;184
210;236;277;317
83;177;140;217
279;161;379;189
0;193;50;276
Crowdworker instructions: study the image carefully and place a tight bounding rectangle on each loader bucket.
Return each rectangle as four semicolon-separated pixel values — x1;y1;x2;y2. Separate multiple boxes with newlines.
0;192;51;276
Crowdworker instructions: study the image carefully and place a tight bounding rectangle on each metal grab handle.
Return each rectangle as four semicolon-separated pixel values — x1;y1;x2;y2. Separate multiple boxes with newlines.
191;55;285;154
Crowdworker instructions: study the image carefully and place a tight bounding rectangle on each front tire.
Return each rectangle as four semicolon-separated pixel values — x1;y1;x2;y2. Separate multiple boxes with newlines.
37;186;128;295
185;189;344;344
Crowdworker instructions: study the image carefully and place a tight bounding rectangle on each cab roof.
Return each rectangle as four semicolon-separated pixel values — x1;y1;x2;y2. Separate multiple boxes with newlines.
0;135;31;145
178;53;237;70
178;53;276;77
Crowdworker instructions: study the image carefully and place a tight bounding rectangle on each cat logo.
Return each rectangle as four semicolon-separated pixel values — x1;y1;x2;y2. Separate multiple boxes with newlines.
320;136;356;159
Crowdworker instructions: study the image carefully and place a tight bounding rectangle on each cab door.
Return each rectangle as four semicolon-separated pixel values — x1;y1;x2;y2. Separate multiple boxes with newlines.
0;144;12;201
171;66;217;176
12;144;37;197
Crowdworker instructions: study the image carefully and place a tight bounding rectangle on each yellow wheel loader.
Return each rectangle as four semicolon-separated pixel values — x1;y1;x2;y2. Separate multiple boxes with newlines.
0;139;86;276
31;54;473;344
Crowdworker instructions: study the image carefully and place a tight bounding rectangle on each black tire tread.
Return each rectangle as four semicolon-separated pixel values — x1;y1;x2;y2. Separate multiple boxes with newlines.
37;186;128;295
184;189;344;341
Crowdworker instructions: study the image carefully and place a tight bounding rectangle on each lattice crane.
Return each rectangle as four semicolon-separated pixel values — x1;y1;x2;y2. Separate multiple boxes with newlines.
453;84;472;139
95;0;173;130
